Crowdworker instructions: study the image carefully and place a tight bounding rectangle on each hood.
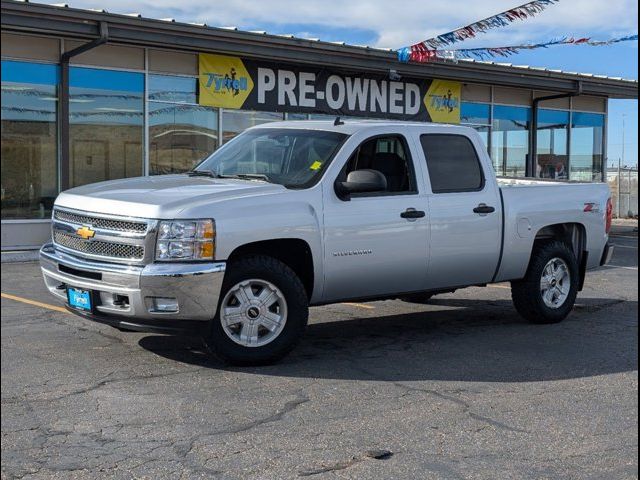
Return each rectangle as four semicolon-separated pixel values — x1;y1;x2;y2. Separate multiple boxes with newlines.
54;175;287;218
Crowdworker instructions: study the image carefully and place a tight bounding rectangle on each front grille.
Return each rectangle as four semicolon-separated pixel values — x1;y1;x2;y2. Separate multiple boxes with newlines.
54;232;145;261
54;209;147;233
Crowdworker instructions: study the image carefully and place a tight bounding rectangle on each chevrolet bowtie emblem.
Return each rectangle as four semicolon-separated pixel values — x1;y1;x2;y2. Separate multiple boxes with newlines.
76;225;96;240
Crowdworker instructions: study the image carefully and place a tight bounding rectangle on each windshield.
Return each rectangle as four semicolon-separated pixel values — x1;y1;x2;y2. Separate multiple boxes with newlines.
194;128;348;187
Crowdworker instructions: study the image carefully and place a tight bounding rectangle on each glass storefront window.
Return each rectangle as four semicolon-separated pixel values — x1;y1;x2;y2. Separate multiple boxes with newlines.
150;103;218;174
491;105;530;177
570;112;604;181
1;60;58;219
222;109;283;143
461;102;490;152
287;113;310;120
149;74;218;175
536;109;569;179
461;102;490;125
69;67;144;187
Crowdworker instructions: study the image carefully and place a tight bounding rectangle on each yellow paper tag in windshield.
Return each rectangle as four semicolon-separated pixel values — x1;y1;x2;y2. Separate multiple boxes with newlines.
310;161;322;171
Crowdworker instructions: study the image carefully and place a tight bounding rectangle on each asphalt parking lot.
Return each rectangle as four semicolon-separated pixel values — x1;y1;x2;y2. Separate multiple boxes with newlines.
1;229;637;479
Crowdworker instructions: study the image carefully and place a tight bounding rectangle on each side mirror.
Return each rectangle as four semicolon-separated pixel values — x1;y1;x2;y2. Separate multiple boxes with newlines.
335;169;387;200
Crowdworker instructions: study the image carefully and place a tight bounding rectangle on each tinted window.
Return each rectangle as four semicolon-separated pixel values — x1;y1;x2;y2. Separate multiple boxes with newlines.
421;134;484;193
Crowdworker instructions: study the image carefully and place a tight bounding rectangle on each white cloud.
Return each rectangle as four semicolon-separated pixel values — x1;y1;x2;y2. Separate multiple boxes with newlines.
44;0;638;48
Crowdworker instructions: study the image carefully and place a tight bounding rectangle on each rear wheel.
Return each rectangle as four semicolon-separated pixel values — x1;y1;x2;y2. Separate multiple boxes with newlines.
511;241;578;324
205;255;308;365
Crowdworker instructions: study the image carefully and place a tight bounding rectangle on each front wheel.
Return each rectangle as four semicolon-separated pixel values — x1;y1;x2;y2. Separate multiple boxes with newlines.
511;241;579;324
205;255;309;366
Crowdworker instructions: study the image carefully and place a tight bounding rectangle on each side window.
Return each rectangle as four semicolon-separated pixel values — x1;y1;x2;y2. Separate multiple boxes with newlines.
420;134;485;193
341;135;416;194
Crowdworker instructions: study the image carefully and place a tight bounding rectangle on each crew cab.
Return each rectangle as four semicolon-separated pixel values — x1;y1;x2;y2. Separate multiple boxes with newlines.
40;120;614;365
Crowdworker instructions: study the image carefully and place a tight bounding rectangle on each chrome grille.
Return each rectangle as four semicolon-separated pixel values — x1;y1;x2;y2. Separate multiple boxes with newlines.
54;209;147;233
54;232;145;260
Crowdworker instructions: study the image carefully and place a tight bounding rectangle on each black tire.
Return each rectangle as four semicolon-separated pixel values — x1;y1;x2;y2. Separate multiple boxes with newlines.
205;255;308;366
400;293;434;304
511;240;579;324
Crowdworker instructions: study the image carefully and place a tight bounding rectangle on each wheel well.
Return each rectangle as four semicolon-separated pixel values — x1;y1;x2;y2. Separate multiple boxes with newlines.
533;223;586;257
532;223;588;289
227;239;314;299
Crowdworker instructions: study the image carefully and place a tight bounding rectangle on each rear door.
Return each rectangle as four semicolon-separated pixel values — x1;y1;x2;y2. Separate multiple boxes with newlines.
420;133;502;288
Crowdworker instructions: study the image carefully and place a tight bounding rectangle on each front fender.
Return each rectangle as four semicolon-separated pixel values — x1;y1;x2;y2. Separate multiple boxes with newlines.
180;188;324;302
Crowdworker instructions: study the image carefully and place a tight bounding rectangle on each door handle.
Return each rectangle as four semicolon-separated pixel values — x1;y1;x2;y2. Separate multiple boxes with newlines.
473;204;495;214
401;208;426;219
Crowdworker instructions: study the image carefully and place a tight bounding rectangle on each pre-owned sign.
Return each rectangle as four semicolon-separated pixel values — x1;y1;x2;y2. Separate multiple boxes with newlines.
198;53;460;123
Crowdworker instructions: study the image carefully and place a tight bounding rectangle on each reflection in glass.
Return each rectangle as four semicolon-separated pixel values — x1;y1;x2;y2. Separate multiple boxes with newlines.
287;113;310;120
1;60;58;219
461;102;490;125
69;67;144;187
570;112;604;181
491;105;530;177
461;102;490;153
536;109;569;179
149;103;218;174
197;128;347;187
148;74;218;174
222;110;283;143
149;74;197;104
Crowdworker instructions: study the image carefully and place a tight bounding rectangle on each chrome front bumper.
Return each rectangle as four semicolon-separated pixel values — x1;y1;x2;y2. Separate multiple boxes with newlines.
40;243;226;330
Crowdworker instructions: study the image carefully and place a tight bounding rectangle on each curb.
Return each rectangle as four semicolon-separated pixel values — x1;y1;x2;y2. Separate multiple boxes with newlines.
1;250;40;264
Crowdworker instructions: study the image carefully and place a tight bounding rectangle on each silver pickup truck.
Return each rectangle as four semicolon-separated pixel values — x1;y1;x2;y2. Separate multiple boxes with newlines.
40;120;614;365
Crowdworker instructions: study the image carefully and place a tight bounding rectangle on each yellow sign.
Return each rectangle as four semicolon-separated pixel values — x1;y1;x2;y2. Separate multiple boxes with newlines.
424;80;461;124
76;226;96;240
199;53;253;109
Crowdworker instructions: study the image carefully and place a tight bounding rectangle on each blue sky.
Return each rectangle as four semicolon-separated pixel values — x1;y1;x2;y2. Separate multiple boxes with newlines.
53;0;638;166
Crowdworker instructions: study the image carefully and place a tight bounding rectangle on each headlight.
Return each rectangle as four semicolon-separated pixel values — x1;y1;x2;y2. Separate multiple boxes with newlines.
155;219;215;261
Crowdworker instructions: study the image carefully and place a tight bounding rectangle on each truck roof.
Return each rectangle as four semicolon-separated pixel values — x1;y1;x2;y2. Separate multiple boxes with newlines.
252;120;473;135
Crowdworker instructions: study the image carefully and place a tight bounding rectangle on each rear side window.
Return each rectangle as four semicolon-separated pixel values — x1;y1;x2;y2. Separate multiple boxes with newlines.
420;134;484;193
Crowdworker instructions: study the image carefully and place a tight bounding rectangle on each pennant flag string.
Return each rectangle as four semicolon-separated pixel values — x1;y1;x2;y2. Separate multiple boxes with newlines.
399;34;638;63
406;0;559;53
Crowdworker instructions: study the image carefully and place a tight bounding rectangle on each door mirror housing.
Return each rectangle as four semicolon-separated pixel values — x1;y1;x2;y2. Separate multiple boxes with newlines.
335;169;387;200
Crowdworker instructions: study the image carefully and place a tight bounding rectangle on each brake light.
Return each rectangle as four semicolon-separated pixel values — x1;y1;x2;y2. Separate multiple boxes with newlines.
605;198;613;234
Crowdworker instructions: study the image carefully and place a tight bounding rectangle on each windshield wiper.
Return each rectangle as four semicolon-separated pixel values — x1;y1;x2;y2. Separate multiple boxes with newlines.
187;170;218;178
218;173;273;183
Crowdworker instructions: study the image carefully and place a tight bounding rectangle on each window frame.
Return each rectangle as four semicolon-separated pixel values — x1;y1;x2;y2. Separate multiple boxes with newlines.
335;133;419;199
420;133;486;194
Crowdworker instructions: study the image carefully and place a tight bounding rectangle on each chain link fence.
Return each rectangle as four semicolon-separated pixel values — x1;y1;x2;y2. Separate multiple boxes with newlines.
607;167;638;218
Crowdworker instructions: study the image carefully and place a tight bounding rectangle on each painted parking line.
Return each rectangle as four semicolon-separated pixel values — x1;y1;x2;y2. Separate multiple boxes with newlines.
610;235;638;240
613;243;638;249
1;291;379;314
341;302;376;310
487;284;511;289
1;292;68;314
601;265;638;271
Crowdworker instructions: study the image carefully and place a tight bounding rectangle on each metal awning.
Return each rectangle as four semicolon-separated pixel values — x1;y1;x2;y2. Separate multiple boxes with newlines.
1;0;638;99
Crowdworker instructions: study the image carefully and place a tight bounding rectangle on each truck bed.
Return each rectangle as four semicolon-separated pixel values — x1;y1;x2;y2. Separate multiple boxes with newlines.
494;177;611;281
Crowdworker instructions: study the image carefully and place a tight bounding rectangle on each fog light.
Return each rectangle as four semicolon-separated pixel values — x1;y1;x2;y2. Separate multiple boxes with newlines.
149;297;179;313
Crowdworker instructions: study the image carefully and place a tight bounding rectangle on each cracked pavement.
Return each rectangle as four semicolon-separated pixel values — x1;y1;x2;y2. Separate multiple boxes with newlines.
1;230;637;479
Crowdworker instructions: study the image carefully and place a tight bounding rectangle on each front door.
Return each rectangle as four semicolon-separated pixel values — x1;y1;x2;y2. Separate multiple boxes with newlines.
322;134;429;301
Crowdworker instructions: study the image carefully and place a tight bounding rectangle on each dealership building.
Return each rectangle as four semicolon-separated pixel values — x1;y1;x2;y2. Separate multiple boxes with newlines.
1;0;638;250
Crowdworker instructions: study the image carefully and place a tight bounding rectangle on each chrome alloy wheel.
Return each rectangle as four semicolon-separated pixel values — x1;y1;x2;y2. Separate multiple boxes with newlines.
540;257;571;309
220;279;288;347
